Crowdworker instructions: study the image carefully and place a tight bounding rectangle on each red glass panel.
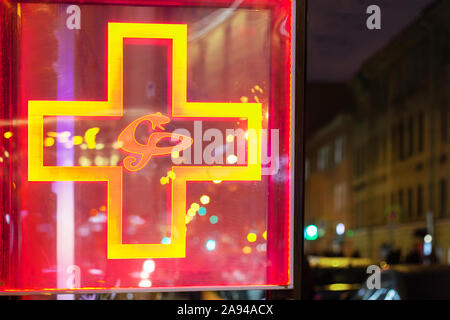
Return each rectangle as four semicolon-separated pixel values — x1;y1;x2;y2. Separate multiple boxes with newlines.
0;0;294;293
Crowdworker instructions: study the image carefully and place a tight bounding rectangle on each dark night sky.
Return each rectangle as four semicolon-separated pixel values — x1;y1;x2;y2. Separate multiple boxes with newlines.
307;0;435;82
305;0;436;137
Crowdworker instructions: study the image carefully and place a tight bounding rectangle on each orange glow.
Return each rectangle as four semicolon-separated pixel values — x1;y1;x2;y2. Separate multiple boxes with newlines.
242;246;252;254
73;135;83;145
28;22;262;259
4;131;13;139
44;137;55;147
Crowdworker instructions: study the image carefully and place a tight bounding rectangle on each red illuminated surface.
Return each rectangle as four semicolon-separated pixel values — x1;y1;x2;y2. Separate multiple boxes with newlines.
0;0;294;293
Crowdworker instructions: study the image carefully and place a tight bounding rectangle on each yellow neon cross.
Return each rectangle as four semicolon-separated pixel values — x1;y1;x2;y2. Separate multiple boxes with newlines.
28;23;262;259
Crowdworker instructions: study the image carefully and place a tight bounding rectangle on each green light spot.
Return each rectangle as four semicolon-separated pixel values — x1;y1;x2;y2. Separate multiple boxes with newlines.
318;228;325;237
209;215;218;224
305;224;318;240
198;207;207;216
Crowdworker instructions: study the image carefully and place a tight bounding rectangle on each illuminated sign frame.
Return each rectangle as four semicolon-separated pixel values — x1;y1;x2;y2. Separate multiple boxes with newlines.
0;0;302;294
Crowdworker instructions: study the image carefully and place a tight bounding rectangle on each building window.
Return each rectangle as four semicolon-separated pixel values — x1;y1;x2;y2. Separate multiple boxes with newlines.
381;135;387;166
441;107;448;143
317;145;329;171
417;185;423;218
334;182;346;212
408;116;414;157
391;192;396;207
305;158;310;181
334;137;344;164
398;189;404;221
359;145;364;176
399;121;405;161
418;112;424;153
407;188;413;220
391;124;398;162
372;136;379;169
439;179;447;218
357;201;362;228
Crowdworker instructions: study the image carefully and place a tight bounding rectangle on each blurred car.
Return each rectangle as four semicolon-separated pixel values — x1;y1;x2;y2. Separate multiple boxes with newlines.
354;264;450;300
308;256;373;300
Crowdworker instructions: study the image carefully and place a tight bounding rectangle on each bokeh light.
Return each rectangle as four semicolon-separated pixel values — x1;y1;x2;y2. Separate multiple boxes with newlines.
209;215;218;224
200;195;210;205
160;176;169;185
138;279;152;288
190;202;200;211
198;207;207;216
143;259;155;273
206;240;216;251
336;223;345;235
305;225;318;240
44;137;55;147
167;171;176;179
226;154;238;164
247;233;257;242
187;208;196;217
161;237;171;244
3;131;12;139
73;136;83;145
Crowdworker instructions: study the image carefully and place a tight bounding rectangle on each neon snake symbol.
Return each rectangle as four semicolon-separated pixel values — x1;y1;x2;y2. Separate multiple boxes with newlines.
117;112;193;172
28;23;262;259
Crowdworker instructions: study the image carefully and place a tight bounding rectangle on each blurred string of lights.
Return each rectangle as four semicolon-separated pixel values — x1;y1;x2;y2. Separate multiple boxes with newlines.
241;84;268;255
1;133;12;177
242;230;267;255
0;149;9;164
44;127;103;150
4;131;13;139
336;223;345;236
206;239;216;251
240;84;268;122
304;223;355;240
185;199;205;225
160;170;176;185
159;192;270;254
41;128;125;167
142;83;268;253
158;193;215;247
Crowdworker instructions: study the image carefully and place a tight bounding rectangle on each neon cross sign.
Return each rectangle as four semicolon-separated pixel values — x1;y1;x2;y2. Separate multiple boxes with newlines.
117;112;193;172
28;23;262;259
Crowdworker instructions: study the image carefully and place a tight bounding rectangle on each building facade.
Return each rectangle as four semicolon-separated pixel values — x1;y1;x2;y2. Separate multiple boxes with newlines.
349;0;450;262
304;113;354;256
